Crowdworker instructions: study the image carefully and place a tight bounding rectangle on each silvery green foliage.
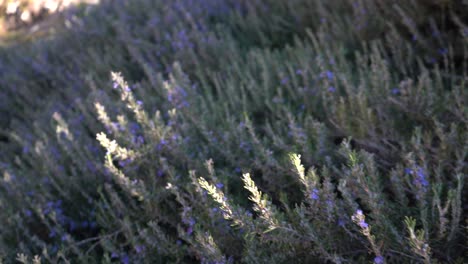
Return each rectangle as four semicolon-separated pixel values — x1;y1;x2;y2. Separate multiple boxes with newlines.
0;0;466;263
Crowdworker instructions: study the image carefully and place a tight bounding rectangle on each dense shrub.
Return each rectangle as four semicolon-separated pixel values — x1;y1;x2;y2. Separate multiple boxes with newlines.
0;0;466;263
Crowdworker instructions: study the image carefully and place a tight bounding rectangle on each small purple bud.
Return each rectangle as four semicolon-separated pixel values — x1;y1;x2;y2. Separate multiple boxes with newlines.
81;221;89;228
310;188;319;200
188;218;196;226
187;226;193;235
338;219;345;227
135;245;145;253
359;220;369;229
69;221;77;231
374;256;384;264
22;146;30;154
49;230;56;238
121;254;129;264
438;48;448;55
157;169;164;177
391;88;400;95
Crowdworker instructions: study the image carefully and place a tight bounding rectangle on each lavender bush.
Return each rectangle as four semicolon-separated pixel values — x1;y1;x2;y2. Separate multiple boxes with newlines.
0;0;466;263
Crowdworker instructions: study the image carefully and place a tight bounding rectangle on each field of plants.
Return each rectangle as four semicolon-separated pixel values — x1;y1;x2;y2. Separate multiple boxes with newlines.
0;0;466;263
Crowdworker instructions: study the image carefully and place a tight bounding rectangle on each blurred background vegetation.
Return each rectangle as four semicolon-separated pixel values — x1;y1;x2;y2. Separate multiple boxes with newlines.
0;0;466;263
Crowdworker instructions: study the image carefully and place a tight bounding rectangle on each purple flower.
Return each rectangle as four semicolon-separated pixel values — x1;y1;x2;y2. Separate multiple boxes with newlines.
325;70;334;80
414;167;429;188
129;122;141;135
157;169;164;177
281;77;289;85
310;188;319;200
24;210;32;217
135;245;145;253
328;86;336;92
121;254;129;264
167;86;189;109
239;141;251;152
86;161;97;173
438;48;448;55
187;226;193;235
49;229;56;238
216;183;224;189
119;159;132;167
136;100;143;106
407;166;429;189
359;220;369;229
113;82;118;89
22;145;30;154
81;221;89;228
69;221;77;231
188;218;196;226
391;88;400;95
157;139;168;150
296;69;303;75
133;135;145;146
338;219;345;227
374;256;384;264
353;209;369;228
